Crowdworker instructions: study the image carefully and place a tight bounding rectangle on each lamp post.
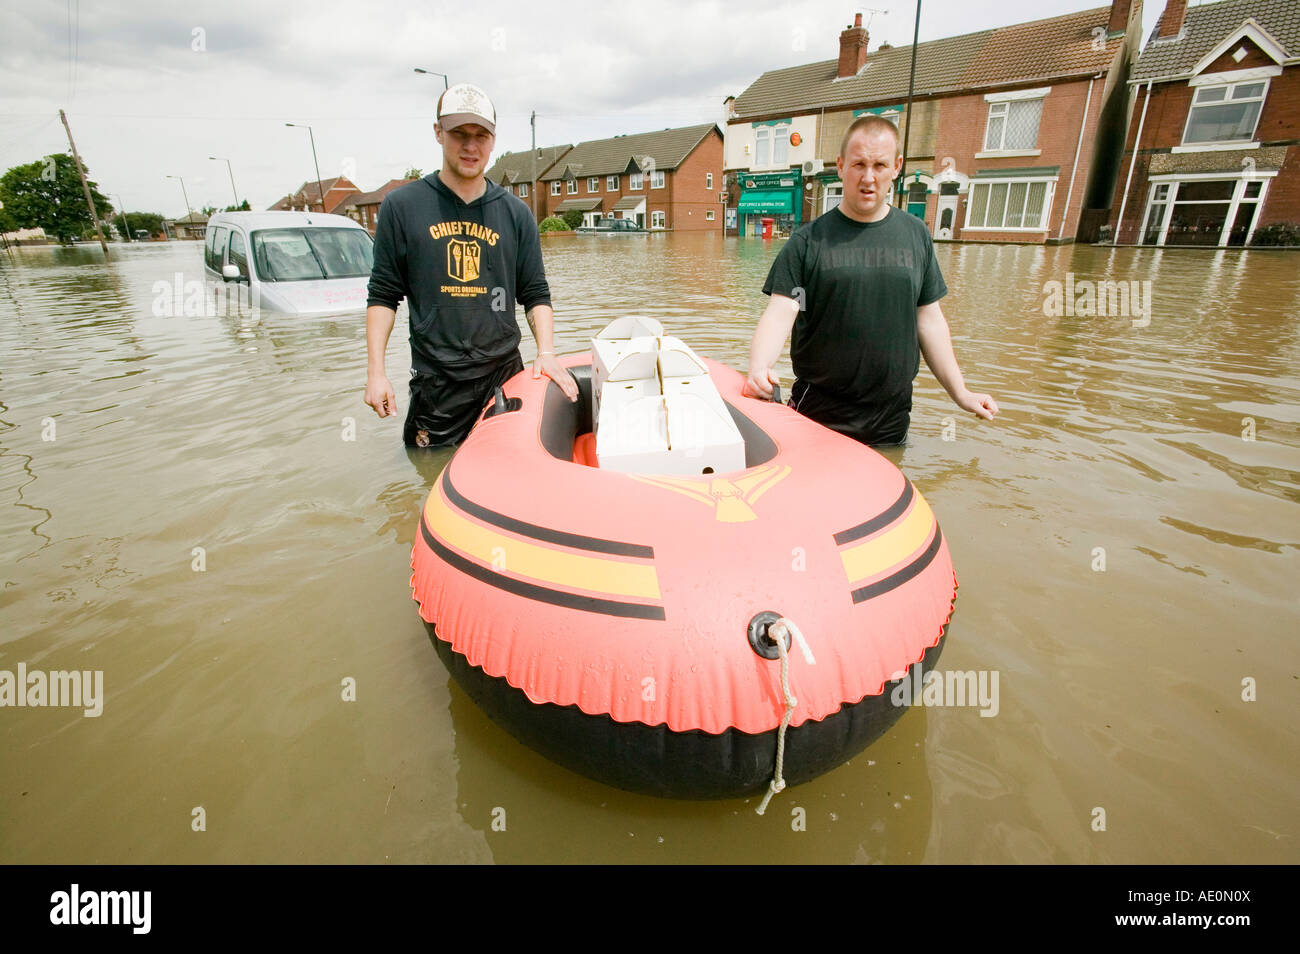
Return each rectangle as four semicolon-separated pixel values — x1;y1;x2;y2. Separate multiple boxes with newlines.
166;175;193;236
285;123;325;211
209;156;241;209
413;68;449;90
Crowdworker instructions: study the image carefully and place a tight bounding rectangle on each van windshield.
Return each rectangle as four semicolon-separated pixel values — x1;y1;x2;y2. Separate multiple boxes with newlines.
251;228;374;282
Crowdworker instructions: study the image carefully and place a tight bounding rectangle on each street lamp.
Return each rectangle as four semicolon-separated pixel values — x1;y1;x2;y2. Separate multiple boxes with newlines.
166;175;193;230
209;156;241;209
413;68;449;89
285;123;325;211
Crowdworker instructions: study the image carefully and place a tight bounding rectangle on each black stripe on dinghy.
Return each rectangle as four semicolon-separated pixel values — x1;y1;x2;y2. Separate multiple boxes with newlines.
850;525;945;604
833;480;915;546
421;516;668;621
442;467;655;559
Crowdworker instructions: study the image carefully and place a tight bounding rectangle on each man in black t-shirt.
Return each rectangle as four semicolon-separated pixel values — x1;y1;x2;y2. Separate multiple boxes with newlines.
745;115;996;446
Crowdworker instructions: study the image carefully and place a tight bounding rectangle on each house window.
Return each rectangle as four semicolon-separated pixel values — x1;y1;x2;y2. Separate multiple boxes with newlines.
706;172;713;189
651;210;666;228
1143;177;1270;247
824;183;843;214
755;128;771;167
550;181;561;196
1142;183;1171;244
1183;81;1267;145
705;208;715;221
651;170;665;189
966;178;1054;230
984;99;1044;151
607;175;619;190
630;172;644;190
588;177;599;192
567;180;577;194
518;183;528;197
773;126;790;167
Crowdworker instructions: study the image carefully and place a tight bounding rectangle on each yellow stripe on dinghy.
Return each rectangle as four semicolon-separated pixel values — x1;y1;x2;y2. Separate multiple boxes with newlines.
839;493;936;585
424;486;662;600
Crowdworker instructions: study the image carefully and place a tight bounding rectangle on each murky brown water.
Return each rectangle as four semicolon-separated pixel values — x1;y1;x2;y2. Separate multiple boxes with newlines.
1;233;1296;863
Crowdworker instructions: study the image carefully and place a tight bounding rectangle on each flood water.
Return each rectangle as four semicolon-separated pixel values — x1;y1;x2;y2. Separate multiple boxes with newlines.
1;232;1296;864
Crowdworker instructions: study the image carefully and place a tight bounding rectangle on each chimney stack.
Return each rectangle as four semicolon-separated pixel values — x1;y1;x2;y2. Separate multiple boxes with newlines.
1157;0;1187;40
838;13;869;78
1107;0;1136;35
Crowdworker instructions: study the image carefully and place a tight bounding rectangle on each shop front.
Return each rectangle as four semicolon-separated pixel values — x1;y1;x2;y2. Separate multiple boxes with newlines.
736;171;802;237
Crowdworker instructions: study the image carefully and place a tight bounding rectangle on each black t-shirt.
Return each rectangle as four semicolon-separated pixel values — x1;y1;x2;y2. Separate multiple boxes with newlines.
762;206;947;412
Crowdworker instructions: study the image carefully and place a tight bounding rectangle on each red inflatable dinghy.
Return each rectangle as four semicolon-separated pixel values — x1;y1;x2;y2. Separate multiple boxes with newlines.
410;353;956;799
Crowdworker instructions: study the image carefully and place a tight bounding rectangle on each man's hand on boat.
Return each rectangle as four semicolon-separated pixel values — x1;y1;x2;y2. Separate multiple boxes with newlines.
365;373;398;417
743;366;782;401
533;352;580;402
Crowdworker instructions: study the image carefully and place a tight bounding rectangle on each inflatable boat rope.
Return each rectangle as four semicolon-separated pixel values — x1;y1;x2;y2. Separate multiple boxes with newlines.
757;616;801;814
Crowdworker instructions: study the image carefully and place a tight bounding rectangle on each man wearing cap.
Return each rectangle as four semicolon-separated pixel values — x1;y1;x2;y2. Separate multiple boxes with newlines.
365;83;578;447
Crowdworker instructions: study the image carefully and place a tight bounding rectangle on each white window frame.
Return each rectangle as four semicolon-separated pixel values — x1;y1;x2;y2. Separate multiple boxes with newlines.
607;175;618;191
518;183;528;197
650;210;666;229
823;183;843;214
567;179;577;195
705;208;715;221
963;177;1056;232
773;125;790;167
587;177;599;193
1179;78;1270;148
754;127;771;167
1140;172;1275;247
630;172;643;190
651;170;665;189
550;181;561;196
706;172;713;189
980;88;1048;155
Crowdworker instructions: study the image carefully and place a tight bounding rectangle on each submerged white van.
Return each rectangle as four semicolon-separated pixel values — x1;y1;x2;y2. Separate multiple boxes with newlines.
203;211;374;315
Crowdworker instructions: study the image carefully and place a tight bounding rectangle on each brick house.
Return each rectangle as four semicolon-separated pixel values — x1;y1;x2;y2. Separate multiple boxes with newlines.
334;176;419;234
536;124;724;230
486;145;573;222
1109;0;1300;247
726;3;1143;243
268;177;360;214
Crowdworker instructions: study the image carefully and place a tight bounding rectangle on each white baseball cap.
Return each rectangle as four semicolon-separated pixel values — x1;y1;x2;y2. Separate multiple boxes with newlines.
437;83;496;134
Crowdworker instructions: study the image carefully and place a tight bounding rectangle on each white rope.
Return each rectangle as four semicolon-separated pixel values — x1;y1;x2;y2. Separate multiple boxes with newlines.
756;617;812;815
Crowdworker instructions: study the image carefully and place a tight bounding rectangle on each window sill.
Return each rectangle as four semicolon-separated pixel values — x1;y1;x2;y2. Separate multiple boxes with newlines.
974;149;1042;159
962;226;1049;232
1172;141;1259;153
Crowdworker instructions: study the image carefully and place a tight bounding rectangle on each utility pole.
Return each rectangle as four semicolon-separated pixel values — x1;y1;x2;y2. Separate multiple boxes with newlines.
115;194;132;242
899;1;922;209
286;124;325;210
210;156;240;209
59;109;108;253
531;110;538;222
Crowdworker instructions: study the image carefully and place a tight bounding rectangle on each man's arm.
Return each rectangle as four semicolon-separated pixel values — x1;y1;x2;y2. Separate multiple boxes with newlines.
916;300;998;420
744;294;801;399
364;305;398;417
524;303;578;401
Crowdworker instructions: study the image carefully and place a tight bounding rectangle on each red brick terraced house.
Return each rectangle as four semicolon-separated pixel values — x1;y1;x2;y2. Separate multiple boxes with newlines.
486;145;574;222
334;176;419;234
1109;0;1300;247
268;176;361;214
537;124;724;231
726;3;1144;243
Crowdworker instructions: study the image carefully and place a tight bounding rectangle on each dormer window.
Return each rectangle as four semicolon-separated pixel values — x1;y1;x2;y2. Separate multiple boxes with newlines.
1183;80;1266;145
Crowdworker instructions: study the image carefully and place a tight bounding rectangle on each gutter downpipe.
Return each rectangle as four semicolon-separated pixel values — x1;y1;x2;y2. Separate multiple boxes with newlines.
1114;81;1153;245
1060;73;1097;242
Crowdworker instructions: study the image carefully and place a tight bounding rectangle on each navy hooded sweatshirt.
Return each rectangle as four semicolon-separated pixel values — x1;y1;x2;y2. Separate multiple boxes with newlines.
366;173;551;380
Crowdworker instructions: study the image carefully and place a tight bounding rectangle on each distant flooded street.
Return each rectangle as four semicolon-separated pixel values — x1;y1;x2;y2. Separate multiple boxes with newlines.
1;233;1296;863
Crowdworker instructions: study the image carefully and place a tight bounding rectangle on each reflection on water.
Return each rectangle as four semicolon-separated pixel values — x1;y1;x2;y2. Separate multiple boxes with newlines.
0;236;1296;863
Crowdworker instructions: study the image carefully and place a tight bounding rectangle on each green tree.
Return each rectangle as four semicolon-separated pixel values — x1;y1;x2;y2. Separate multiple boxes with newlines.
538;215;569;233
404;167;422;179
113;211;166;239
222;199;251;212
0;153;115;243
561;209;584;231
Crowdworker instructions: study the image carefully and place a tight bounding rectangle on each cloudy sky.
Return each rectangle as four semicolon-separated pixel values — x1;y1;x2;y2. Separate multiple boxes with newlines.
1;0;1170;217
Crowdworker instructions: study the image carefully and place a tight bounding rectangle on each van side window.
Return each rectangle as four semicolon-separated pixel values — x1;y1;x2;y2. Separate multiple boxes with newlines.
204;228;218;269
208;227;228;270
228;230;249;278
